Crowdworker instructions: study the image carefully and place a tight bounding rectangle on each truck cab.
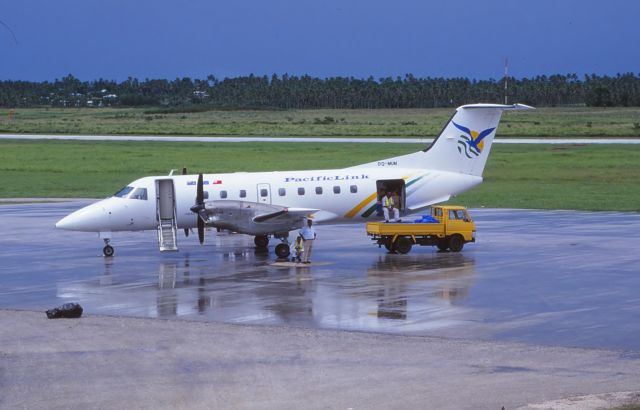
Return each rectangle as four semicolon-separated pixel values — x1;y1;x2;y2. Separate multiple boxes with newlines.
431;205;476;243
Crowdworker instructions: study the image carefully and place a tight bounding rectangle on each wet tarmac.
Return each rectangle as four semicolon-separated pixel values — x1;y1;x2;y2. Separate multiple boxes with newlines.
1;201;639;351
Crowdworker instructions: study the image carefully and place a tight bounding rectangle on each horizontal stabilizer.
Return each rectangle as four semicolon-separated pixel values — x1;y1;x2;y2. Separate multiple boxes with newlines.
461;103;534;111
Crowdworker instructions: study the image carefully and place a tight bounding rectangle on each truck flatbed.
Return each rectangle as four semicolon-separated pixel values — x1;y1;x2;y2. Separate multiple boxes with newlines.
366;221;445;236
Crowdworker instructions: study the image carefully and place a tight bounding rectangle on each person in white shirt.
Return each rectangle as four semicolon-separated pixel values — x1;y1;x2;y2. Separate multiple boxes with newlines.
298;218;317;264
383;191;401;222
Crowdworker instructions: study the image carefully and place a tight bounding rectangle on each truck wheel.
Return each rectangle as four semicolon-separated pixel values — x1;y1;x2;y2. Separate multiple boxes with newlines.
396;237;412;254
437;239;449;251
384;238;393;251
448;235;464;252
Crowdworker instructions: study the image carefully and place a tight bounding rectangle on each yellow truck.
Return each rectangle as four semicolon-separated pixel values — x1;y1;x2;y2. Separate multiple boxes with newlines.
366;205;476;254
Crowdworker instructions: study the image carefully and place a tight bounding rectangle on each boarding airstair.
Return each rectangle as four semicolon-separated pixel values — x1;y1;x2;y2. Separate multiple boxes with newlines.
158;218;178;251
156;179;179;252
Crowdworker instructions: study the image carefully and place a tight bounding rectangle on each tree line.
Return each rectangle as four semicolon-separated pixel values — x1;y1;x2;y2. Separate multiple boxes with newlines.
1;73;639;109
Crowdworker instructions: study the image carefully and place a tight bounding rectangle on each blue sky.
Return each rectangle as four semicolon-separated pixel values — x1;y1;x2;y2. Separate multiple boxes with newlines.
1;0;638;81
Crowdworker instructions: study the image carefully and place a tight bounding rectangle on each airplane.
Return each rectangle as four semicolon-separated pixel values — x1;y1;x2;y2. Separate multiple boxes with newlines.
56;103;533;257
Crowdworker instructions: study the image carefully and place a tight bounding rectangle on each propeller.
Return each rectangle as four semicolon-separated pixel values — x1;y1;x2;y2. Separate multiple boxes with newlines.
189;173;206;245
183;167;189;237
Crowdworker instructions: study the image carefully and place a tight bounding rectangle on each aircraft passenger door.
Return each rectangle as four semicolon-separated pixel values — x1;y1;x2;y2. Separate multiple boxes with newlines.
156;179;176;220
375;179;406;214
257;183;271;204
155;179;178;252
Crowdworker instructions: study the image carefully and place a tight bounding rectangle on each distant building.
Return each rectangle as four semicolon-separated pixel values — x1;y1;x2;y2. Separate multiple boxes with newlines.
193;90;209;98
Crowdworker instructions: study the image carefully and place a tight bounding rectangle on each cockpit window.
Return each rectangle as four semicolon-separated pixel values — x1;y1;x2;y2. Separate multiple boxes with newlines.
129;187;148;200
114;186;134;198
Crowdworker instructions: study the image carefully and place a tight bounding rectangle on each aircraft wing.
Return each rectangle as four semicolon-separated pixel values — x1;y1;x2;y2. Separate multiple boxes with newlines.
200;200;319;235
253;208;319;224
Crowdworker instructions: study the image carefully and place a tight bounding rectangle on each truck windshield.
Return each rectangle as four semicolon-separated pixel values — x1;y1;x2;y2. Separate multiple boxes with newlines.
114;186;134;198
448;210;468;220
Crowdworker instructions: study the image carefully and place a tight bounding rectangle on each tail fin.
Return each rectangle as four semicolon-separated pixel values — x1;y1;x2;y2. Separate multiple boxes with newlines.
421;103;533;176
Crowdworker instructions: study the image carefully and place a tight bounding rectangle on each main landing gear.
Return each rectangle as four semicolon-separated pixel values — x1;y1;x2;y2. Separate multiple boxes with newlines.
273;233;291;259
254;235;269;248
254;234;291;259
274;242;291;259
102;238;115;257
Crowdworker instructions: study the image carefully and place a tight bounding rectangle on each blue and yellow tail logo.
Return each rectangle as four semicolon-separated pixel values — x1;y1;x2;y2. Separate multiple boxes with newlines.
453;122;495;158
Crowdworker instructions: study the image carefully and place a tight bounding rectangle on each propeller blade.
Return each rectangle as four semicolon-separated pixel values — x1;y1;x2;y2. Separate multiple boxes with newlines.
197;217;205;245
196;173;203;205
190;173;204;245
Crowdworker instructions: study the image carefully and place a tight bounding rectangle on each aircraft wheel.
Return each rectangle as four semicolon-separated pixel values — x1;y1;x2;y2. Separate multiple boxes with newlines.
437;239;449;251
103;245;115;257
275;243;291;259
254;235;269;248
448;235;465;253
396;236;412;254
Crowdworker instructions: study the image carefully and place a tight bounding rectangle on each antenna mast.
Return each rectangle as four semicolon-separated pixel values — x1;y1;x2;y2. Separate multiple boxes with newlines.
503;58;509;105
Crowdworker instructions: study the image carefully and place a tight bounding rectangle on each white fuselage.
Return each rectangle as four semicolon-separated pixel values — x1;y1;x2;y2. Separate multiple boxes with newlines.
56;166;481;233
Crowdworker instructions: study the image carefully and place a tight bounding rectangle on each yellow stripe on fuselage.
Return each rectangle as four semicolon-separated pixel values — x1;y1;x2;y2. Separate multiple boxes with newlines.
344;192;378;218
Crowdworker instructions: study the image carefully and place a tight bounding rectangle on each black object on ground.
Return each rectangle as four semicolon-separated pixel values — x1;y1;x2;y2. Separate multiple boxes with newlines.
46;303;83;319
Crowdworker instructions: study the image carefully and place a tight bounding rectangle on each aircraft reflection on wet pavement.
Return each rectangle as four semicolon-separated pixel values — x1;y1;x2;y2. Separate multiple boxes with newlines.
56;249;476;335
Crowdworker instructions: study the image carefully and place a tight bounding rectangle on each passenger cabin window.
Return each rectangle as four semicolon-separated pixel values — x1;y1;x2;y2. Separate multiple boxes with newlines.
298;187;305;195
278;188;286;196
333;186;341;194
260;189;268;197
350;185;358;193
129;187;148;200
220;190;227;199
114;186;134;198
239;190;246;198
315;187;323;195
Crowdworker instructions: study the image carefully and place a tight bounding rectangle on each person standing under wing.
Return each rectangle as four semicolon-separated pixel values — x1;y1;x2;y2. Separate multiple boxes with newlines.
299;219;317;264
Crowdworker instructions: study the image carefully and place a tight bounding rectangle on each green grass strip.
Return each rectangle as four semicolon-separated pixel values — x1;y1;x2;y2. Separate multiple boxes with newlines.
1;106;640;137
0;140;638;212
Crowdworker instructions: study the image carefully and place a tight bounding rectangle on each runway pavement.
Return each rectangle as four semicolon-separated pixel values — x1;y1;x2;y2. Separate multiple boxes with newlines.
1;133;639;144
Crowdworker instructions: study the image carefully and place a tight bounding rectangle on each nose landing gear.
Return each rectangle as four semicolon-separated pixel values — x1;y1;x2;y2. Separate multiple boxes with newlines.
103;238;115;257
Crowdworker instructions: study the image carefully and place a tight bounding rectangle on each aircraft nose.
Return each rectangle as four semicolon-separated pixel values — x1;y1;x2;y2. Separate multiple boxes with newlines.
56;201;109;231
55;212;82;230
